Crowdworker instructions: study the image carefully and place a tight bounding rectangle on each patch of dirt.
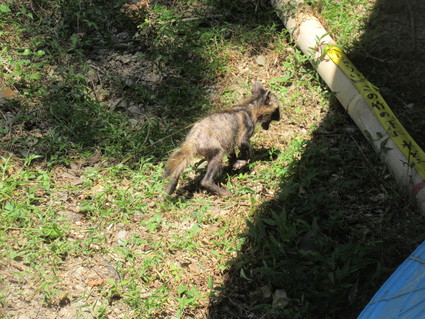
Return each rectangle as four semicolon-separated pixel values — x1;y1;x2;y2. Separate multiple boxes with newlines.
2;256;131;319
86;48;165;116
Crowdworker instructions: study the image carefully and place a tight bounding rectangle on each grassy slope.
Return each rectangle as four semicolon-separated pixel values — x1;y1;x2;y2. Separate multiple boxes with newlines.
1;0;425;318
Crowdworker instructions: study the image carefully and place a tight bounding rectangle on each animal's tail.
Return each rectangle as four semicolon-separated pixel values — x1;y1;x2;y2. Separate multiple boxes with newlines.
163;143;193;195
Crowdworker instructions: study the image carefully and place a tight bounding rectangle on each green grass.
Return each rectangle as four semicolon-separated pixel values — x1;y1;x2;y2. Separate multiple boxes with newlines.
1;0;425;318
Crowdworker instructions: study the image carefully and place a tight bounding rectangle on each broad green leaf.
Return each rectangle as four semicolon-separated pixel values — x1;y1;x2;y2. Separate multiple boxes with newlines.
0;5;11;13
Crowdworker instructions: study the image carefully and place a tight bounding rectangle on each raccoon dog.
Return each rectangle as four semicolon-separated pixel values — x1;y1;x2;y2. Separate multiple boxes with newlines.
163;81;280;197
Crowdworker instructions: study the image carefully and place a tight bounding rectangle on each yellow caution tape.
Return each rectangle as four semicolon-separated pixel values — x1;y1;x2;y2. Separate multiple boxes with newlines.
326;45;425;181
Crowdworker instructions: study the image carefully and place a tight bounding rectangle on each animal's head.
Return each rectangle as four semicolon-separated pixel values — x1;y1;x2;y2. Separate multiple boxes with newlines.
251;81;280;130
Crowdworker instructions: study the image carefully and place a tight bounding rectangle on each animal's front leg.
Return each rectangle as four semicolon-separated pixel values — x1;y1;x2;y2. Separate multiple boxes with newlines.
233;141;251;170
228;151;238;167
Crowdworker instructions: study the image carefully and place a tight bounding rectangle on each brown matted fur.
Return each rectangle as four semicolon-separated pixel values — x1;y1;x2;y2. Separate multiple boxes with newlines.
163;81;280;197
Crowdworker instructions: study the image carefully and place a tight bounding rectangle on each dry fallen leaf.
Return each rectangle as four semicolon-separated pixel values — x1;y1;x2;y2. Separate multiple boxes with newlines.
0;87;18;99
86;279;107;287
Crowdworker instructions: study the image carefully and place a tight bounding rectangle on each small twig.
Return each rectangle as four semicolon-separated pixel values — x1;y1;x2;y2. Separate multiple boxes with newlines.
10;260;29;272
348;133;375;173
0;109;7;121
86;62;106;75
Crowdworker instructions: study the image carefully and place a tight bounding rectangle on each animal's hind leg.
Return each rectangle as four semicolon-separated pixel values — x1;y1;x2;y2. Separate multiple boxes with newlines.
201;156;232;197
164;176;179;196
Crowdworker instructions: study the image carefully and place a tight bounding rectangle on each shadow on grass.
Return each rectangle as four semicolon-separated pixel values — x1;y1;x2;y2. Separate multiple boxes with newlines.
208;0;425;318
349;0;425;148
28;0;215;162
2;0;288;166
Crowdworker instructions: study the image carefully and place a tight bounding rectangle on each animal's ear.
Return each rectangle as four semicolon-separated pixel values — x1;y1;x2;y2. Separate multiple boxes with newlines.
252;81;265;95
264;90;272;105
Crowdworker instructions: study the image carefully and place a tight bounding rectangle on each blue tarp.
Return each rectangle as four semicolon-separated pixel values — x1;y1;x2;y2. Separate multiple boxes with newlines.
358;241;425;319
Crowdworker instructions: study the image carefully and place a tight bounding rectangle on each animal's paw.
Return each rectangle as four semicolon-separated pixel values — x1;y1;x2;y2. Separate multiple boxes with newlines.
218;188;233;197
233;159;248;170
